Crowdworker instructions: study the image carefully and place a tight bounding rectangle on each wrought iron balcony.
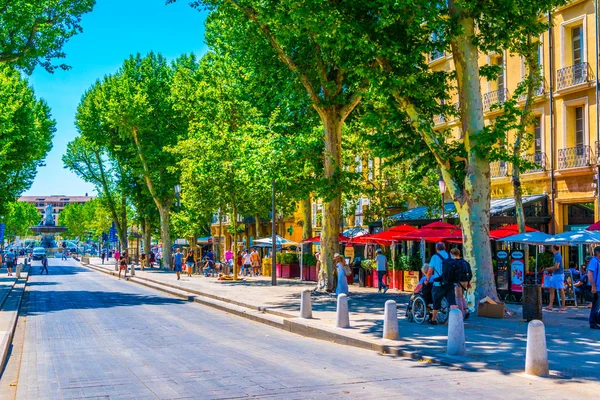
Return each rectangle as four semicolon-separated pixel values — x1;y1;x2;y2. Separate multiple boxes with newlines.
557;145;591;169
490;161;510;178
522;152;546;174
517;79;546;101
483;88;509;111
433;114;446;126
557;62;592;90
430;50;444;62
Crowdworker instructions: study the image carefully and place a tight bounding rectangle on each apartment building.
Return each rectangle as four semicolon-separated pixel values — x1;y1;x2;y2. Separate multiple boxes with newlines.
18;194;93;225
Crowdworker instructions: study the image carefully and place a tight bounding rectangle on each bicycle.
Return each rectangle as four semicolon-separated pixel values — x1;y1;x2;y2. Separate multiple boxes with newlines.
406;292;449;325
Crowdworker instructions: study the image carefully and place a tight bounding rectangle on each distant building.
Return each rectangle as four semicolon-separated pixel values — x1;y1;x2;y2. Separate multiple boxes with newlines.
18;194;94;225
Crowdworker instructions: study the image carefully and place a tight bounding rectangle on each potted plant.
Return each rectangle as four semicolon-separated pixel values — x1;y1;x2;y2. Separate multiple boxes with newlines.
280;252;298;278
361;259;374;287
388;254;403;290
276;253;283;277
302;253;318;281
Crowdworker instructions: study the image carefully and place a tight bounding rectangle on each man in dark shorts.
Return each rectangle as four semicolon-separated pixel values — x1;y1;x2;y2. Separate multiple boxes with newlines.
428;242;456;325
5;249;16;277
118;255;128;279
173;248;184;280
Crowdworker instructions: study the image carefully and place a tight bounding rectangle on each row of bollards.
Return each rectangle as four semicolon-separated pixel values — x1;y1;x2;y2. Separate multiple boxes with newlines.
300;290;549;376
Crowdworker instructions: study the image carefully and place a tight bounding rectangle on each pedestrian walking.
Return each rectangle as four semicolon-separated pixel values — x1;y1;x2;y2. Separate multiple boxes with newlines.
149;251;155;268
114;250;121;262
587;246;600;329
428;242;456;325
101;251;106;264
62;250;67;261
236;251;243;276
250;247;261;276
375;249;389;294
140;252;146;271
186;250;194;277
118;255;128;279
40;255;49;275
334;253;349;296
173;248;184;280
242;250;252;277
545;245;566;312
5;249;16;277
450;248;472;320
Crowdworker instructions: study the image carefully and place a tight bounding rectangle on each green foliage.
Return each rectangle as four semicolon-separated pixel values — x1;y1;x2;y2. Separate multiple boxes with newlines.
58;203;86;240
397;254;422;272
1;201;41;242
537;251;555;269
0;1;95;73
280;252;298;265
0;64;54;215
361;259;374;271
302;253;317;267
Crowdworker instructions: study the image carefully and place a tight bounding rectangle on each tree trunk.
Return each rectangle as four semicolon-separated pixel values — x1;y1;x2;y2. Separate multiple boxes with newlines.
319;108;343;291
300;197;312;256
143;218;151;254
449;2;497;301
158;205;172;270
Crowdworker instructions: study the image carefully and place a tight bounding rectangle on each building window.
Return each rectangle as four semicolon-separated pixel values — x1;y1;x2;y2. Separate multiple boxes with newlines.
496;55;504;91
312;203;323;228
534;116;542;153
367;159;374;180
575;106;584;147
572;26;583;65
355;156;363;173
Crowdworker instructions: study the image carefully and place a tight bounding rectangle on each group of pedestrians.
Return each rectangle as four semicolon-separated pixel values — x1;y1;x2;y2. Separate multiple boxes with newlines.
1;250;49;276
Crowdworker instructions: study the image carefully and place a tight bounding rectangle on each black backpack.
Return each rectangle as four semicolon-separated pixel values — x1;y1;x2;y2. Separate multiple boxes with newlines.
458;259;473;282
436;253;461;285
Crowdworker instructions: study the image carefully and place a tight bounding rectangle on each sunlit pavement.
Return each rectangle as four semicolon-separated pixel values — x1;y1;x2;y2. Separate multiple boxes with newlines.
7;258;598;399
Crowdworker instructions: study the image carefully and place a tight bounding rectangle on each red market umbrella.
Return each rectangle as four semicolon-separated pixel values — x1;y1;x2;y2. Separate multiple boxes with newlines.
587;220;600;231
400;221;462;242
489;224;538;240
302;234;351;244
350;225;417;245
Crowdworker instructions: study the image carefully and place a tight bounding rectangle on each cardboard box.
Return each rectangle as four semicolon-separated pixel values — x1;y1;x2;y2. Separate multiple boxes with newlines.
477;297;505;319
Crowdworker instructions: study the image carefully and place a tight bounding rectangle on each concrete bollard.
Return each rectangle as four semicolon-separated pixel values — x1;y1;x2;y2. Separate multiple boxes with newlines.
336;293;350;328
130;263;135;276
525;320;549;376
16;264;22;279
114;261;118;272
383;300;399;340
300;289;312;319
447;309;466;356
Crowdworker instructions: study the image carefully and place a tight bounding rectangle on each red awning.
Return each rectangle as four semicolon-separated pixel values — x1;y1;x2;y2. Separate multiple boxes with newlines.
587;220;600;231
400;221;462;242
302;234;351;244
489;224;538;240
349;225;417;245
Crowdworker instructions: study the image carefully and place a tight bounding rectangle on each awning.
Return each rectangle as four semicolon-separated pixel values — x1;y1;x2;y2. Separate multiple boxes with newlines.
389;194;547;222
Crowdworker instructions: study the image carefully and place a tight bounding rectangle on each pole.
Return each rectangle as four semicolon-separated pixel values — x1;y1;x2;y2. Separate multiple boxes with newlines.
272;179;277;286
441;193;445;222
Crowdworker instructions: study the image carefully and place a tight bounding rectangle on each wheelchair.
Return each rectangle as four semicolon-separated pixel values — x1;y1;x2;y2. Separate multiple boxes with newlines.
406;290;449;325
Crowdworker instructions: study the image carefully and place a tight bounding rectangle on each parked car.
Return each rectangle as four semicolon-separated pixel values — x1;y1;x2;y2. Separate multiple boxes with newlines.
32;247;46;260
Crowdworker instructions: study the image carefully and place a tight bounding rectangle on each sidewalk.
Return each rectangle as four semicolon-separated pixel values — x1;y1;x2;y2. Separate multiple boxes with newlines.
86;258;600;381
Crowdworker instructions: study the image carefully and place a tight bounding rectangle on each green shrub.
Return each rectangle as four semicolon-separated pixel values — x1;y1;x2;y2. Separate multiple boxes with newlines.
280;252;298;264
361;259;374;271
302;253;317;266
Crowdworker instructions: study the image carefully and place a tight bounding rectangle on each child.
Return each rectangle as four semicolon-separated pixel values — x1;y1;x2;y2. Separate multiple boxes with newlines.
118;256;128;279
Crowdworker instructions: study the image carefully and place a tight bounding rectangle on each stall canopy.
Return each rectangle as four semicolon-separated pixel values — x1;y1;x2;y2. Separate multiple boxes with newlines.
544;230;600;246
349;225;417;245
587;220;600;231
253;235;297;248
497;231;553;245
400;221;462;242
489;224;538;240
302;234;351;244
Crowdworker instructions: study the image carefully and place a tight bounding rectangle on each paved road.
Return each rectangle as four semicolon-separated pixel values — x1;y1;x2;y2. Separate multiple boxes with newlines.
5;259;597;399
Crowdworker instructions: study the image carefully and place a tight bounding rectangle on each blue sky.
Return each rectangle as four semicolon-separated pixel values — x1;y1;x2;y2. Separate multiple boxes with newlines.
23;0;208;196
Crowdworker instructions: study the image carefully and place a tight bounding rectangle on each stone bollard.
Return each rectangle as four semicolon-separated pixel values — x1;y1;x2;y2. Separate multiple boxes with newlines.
447;309;466;356
114;261;118;272
336;293;350;328
383;300;399;340
130;263;135;277
300;289;312;319
525;320;549;376
16;264;22;279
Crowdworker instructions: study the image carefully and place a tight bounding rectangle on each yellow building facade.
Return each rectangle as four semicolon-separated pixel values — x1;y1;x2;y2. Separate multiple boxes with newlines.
431;0;600;246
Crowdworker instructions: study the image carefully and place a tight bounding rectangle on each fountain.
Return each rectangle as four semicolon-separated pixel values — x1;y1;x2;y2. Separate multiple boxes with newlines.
30;204;68;249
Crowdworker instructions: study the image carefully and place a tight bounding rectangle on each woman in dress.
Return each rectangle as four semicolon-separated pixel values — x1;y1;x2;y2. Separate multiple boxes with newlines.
335;253;349;296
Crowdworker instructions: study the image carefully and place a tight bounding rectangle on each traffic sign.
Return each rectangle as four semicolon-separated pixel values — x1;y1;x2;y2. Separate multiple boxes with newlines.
0;223;4;242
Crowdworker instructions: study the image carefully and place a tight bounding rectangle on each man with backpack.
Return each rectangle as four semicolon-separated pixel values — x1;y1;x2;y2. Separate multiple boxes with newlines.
428;242;457;325
4;249;16;277
450;248;472;320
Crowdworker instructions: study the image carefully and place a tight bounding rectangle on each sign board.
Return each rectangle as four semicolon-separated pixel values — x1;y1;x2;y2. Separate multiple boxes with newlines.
563;270;577;305
109;222;118;243
403;271;420;292
496;251;510;291
510;251;525;293
365;245;374;260
0;223;4;242
344;246;355;262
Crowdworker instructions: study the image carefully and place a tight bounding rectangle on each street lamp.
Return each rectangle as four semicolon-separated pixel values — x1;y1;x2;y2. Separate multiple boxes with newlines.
438;176;447;222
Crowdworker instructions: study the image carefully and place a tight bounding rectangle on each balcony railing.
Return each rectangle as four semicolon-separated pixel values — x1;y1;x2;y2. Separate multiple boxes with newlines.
557;145;591;169
522;152;546;174
483;88;509;111
517;79;546;101
430;50;444;62
433;114;446;126
490;161;510;178
557;62;592;90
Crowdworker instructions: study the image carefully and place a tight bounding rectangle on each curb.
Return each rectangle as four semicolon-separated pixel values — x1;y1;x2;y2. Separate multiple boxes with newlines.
82;262;481;372
0;270;29;376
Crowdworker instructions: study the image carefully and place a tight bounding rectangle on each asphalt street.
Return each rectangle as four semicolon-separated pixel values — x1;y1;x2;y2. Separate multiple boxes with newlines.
3;259;596;399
